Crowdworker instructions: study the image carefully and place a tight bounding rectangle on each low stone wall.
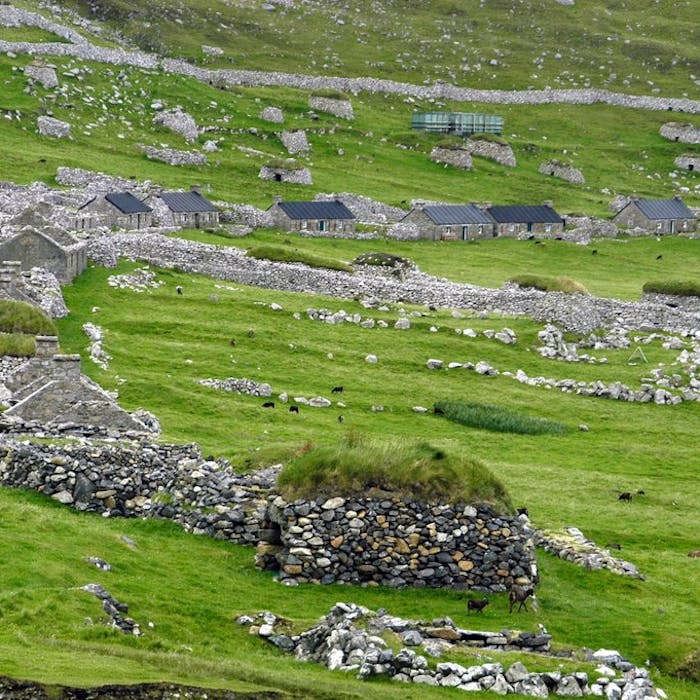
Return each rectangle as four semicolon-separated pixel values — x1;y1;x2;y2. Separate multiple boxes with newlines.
538;160;585;184
660;122;700;143
0;439;269;545
463;139;516;167
246;603;665;698
258;495;537;590
308;95;354;120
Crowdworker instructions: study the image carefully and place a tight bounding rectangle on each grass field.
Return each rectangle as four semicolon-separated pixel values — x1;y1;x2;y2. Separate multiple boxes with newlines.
1;2;700;696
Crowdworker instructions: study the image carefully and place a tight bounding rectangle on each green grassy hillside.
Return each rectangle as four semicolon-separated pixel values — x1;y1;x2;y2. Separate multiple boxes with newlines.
43;0;700;98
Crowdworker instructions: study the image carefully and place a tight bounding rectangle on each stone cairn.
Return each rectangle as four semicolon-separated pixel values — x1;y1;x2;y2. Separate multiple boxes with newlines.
242;602;666;698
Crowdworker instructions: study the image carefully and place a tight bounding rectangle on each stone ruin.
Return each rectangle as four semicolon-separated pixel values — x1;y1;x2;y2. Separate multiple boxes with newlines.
538;160;585;184
1;335;153;435
279;129;310;155
260;105;284;123
308;95;355;120
463;138;517;167
430;146;473;170
659;122;700;144
259;164;312;184
674;154;699;171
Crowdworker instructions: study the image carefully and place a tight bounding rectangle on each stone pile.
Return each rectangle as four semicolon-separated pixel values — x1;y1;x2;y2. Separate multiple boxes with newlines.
537;324;602;363
138;144;207;166
538;160;585;184
197;376;272;397
280;129;310;154
152;109;200;142
430;147;473;170
37;115;71;139
245;603;666;698
81;583;141;636
258;495;537;590
107;267;164;292
463;139;517;167
533;527;644;579
24;62;59;89
308;95;354;120
82;322;110;369
304;307;387;328
260;105;284;123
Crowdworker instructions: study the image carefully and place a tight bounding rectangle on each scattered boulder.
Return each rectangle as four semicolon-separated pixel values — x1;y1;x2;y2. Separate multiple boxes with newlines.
260;106;284;123
153;110;200;142
37;116;71;139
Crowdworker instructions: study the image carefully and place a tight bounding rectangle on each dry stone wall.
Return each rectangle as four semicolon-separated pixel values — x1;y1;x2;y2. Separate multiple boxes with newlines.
259;495;537;591
430;147;473;170
538;160;585;184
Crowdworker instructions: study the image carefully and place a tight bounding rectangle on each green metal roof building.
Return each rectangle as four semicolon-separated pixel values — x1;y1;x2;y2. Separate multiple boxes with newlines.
411;112;504;136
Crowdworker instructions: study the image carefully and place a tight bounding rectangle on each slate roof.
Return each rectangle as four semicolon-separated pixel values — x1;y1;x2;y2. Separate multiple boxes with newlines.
487;205;563;224
160;191;218;213
634;198;695;220
105;192;152;214
420;204;494;225
276;200;355;220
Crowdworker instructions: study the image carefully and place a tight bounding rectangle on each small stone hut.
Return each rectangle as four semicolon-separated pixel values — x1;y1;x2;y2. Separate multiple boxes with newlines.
0;226;87;283
268;198;355;235
75;192;153;231
487;203;564;237
613;196;696;234
400;203;495;241
155;187;219;228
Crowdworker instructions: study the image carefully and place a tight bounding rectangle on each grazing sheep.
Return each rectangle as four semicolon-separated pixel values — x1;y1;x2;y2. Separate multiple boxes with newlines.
229;338;237;347
176;285;183;295
261;401;275;408
592;249;598;255
618;492;633;501
509;585;535;613
331;386;344;394
467;598;489;614
656;254;663;260
337;415;344;423
606;542;622;551
687;550;700;558
247;328;255;337
289;405;299;413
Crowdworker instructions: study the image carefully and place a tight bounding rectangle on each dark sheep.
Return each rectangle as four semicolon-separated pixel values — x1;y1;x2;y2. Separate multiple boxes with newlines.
592;249;598;255
289;406;299;413
606;542;622;551
331;386;344;394
337;415;344;423
229;338;237;347
176;285;183;295
247;328;255;337
656;254;663;260
261;401;275;408
618;492;633;501
516;507;529;517
509;585;535;613
688;550;700;558
467;598;489;614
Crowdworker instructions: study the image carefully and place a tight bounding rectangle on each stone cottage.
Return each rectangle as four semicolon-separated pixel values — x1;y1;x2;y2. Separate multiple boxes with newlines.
154;187;219;228
487;203;564;238
268;198;355;235
75;192;153;231
0;226;87;283
613;196;697;234
399;203;495;241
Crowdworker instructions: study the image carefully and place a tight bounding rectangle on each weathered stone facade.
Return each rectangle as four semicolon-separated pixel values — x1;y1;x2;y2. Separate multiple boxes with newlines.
258;495;537;590
75;194;152;231
400;206;495;241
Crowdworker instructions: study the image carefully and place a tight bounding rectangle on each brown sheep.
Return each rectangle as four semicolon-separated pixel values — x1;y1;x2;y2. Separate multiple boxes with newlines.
509;585;535;613
467;598;489;614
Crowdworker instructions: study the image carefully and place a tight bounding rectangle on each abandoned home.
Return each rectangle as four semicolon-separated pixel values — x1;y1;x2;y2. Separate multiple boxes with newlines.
0;226;87;283
612;196;697;234
487;203;565;237
268;198;356;235
75;192;153;231
400;203;495;240
154;188;220;228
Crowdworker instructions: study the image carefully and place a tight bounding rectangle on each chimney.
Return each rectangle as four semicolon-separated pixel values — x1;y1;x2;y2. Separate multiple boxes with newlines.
273;194;283;204
190;184;201;195
35;335;60;358
483;201;492;210
543;200;553;208
52;354;81;381
673;195;682;201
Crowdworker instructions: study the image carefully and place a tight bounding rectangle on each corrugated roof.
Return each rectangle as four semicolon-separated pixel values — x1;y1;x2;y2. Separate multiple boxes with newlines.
635;198;695;220
160;191;218;213
277;200;355;220
105;192;152;214
422;204;494;225
487;205;563;224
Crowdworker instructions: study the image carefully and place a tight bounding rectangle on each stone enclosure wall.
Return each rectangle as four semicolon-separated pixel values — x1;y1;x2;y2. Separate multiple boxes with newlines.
258;495;537;590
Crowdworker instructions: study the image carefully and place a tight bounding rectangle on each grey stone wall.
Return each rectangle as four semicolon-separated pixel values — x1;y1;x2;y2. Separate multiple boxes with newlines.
463;139;517;167
538;160;585;184
660;122;700;143
259;495;537;591
430;147;473;170
308;96;354;120
258;166;312;184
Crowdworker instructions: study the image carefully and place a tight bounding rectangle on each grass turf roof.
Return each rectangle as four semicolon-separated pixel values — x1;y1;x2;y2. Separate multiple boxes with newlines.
277;433;513;513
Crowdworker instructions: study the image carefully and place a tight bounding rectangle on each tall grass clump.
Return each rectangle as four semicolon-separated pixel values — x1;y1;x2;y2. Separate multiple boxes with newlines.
0;300;56;335
509;274;589;294
435;401;569;436
277;433;513;512
642;280;700;298
246;245;353;272
0;332;36;357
